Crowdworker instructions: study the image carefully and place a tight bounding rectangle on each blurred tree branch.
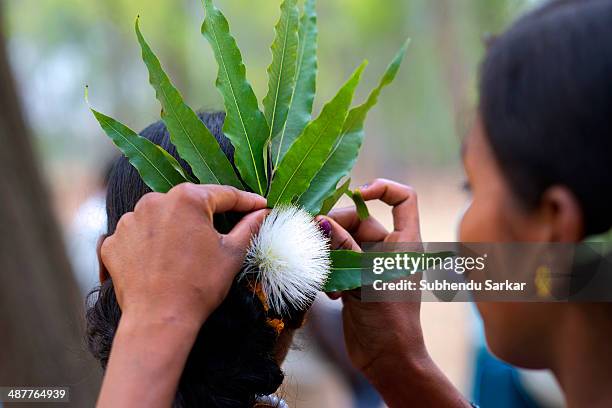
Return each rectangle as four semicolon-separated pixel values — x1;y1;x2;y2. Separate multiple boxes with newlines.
0;2;100;405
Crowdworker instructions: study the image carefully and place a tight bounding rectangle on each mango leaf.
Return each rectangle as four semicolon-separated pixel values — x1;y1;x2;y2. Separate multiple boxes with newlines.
325;250;363;292
135;18;242;189
319;177;350;215
325;250;454;292
347;189;370;220
298;40;410;213
157;145;194;182
263;0;299;144
267;62;367;207
272;0;318;169
91;108;187;193
202;0;269;195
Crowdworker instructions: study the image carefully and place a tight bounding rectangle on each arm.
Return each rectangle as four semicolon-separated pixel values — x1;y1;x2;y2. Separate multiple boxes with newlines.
97;184;268;408
364;349;470;408
96;313;200;407
337;292;469;408
320;179;470;408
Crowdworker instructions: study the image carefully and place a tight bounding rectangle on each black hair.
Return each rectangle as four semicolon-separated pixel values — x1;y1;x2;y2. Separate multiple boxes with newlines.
86;112;304;408
479;0;612;236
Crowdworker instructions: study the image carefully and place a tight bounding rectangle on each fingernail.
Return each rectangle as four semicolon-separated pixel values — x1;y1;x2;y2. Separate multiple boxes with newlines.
318;218;332;238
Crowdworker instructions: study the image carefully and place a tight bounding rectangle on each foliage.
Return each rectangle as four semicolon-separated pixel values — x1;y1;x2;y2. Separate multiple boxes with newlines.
90;108;188;193
346;189;370;221
136;17;242;188
90;0;409;289
271;0;318;169
298;40;409;214
267;62;366;207
325;250;454;292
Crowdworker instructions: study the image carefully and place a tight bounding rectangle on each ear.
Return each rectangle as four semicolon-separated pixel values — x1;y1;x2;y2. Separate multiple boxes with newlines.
97;235;110;283
539;186;584;242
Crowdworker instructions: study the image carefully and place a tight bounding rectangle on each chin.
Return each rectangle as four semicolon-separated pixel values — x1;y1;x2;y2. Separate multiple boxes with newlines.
477;302;552;369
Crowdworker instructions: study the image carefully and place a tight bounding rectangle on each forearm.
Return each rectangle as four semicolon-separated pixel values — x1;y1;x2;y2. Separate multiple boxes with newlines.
97;312;201;408
364;351;470;408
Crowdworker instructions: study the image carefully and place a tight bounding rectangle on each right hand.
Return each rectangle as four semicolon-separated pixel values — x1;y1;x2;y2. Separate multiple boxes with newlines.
97;184;269;408
317;179;427;377
101;183;268;329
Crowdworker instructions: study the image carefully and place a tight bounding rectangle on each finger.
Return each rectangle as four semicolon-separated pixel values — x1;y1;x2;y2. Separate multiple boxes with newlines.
99;234;116;280
133;191;164;213
328;207;388;243
316;216;360;251
359;179;420;240
171;184;267;214
326;292;342;300
223;209;269;251
328;207;361;232
341;289;362;302
96;235;110;283
354;217;389;243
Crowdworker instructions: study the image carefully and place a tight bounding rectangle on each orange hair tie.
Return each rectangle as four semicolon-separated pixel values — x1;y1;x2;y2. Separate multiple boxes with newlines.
249;282;285;335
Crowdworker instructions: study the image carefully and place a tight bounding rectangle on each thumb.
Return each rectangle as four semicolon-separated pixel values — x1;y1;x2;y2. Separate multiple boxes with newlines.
223;209;269;252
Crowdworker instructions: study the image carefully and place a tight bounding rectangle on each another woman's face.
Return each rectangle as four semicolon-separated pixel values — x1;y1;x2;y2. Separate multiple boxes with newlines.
459;117;558;368
459;118;543;243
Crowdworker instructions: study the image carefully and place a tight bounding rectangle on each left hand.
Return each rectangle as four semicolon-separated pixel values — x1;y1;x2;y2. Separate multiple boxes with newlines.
316;178;425;378
320;178;422;249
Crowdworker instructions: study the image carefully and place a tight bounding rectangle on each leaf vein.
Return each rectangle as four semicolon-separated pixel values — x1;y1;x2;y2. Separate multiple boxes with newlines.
208;17;263;193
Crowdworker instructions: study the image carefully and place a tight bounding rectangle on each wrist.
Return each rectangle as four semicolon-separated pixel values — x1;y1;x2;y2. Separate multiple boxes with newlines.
363;344;430;389
99;308;202;408
120;293;213;332
119;305;204;341
363;345;470;408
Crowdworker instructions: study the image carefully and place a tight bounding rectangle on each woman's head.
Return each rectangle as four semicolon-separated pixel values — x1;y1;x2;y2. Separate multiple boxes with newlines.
462;0;612;244
461;0;612;367
87;112;305;407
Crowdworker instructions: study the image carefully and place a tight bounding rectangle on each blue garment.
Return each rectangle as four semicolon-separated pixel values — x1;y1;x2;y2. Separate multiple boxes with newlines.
471;346;540;408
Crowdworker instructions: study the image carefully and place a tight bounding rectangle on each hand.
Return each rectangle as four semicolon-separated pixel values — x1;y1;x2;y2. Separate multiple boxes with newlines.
322;178;422;248
100;183;268;329
317;179;426;375
318;179;468;407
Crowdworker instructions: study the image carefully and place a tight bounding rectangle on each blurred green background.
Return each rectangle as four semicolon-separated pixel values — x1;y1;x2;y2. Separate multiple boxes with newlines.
5;0;536;212
3;1;544;406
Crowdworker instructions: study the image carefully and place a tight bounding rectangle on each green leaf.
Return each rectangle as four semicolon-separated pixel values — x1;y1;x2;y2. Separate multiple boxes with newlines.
347;189;370;220
298;40;410;213
135;18;242;188
319;177;350;215
325;250;364;292
325;250;454;292
157;145;193;182
201;0;269;195
263;0;299;144
91;108;187;193
272;0;318;169
267;62;367;207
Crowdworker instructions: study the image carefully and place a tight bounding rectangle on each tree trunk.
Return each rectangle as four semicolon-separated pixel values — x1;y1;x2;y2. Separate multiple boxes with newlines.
0;4;100;406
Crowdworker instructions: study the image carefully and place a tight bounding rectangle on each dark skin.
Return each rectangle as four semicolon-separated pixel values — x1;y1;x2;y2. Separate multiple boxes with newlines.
462;119;612;408
98;117;612;407
321;118;612;408
318;179;469;408
97;184;269;408
96;183;298;408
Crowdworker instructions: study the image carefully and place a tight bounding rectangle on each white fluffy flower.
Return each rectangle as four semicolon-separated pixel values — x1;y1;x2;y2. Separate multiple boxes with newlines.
242;205;331;314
